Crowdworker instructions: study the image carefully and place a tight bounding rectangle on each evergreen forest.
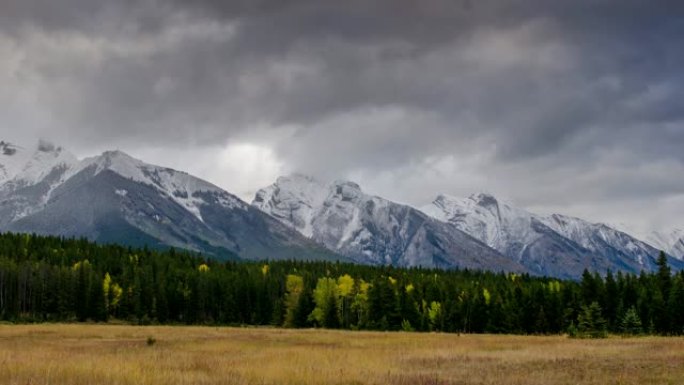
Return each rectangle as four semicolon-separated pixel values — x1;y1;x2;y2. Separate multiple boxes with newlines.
1;232;683;336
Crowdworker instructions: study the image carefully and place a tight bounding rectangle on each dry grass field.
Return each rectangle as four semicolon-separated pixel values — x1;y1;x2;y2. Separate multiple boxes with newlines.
1;324;683;385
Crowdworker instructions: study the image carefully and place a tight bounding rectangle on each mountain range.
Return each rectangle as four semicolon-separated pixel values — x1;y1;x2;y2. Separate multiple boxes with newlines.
420;194;679;278
0;141;339;262
252;175;525;273
1;140;682;279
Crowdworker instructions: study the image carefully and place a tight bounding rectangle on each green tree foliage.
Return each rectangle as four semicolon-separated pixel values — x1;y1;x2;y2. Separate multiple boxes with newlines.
427;301;443;331
0;233;682;336
576;302;608;338
620;306;643;336
309;277;340;328
283;274;304;328
337;274;355;329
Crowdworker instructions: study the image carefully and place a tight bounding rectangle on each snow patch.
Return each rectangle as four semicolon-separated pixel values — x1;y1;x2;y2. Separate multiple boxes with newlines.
0;141;77;188
252;174;331;238
337;207;362;249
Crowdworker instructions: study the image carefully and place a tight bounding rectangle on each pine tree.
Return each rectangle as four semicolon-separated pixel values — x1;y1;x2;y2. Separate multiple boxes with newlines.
657;251;672;302
577;301;607;338
620;306;643;335
604;271;619;330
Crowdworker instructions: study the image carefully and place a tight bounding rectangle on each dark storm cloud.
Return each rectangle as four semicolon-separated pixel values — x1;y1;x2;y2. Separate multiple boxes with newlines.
1;0;683;231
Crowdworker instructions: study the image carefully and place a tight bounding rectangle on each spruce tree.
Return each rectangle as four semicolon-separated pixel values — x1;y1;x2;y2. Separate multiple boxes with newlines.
620;306;643;335
657;251;672;301
577;301;607;338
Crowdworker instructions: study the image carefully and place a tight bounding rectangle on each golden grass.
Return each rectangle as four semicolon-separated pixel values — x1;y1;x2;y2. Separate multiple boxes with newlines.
1;325;683;385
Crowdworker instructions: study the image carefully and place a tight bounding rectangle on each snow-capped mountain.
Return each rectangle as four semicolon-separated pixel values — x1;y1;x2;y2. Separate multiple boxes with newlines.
422;193;558;257
0;141;79;226
0;141;28;184
646;229;684;260
541;214;673;271
4;140;681;278
0;141;78;187
74;150;246;221
0;141;339;262
421;193;683;277
253;175;527;272
421;194;603;278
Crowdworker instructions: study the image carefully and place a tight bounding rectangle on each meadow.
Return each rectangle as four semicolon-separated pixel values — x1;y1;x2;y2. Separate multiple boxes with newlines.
1;325;683;385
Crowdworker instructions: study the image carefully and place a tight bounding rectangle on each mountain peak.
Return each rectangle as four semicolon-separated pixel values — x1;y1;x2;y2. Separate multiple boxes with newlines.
431;192;503;213
0;140;77;187
80;150;145;180
0;146;331;262
422;190;679;277
434;193;458;203
100;149;137;161
469;192;499;207
253;176;524;271
330;180;363;202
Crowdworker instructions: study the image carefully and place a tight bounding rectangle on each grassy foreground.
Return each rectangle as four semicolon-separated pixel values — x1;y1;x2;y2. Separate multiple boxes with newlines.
1;325;683;385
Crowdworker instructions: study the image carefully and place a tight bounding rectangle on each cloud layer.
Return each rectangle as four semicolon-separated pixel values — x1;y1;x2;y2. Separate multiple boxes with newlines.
1;0;683;235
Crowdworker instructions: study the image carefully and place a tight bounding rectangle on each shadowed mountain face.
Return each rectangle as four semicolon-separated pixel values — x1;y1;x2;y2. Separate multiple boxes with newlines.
252;175;528;273
0;143;341;262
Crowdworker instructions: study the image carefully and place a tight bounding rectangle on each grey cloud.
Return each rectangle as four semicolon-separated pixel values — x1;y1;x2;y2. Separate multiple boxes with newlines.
1;0;683;231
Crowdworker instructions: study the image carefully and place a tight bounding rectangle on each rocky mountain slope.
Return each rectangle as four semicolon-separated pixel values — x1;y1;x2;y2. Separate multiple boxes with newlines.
420;193;684;277
4;140;681;278
0;141;340;262
253;175;527;272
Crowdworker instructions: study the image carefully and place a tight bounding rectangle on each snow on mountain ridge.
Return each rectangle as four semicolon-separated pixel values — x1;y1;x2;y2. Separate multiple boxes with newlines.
421;193;542;259
253;174;331;237
422;191;678;275
647;229;684;260
252;174;525;272
0;140;78;188
541;213;665;268
0;141;29;184
74;150;246;221
254;174;374;256
1;142;246;224
1;144;340;263
0;140;80;223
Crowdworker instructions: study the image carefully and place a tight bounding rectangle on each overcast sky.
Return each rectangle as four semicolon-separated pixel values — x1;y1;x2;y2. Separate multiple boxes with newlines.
1;0;683;236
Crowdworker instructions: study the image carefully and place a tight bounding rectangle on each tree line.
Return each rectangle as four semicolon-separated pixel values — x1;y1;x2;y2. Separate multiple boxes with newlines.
1;232;683;336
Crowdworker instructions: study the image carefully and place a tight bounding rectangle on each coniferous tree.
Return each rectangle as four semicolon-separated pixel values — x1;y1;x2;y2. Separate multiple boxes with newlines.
657;251;672;300
577;301;607;338
604;271;618;330
0;232;683;336
620;306;643;335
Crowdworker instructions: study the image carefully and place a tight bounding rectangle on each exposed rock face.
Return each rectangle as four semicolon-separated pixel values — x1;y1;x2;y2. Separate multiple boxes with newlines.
253;175;527;273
